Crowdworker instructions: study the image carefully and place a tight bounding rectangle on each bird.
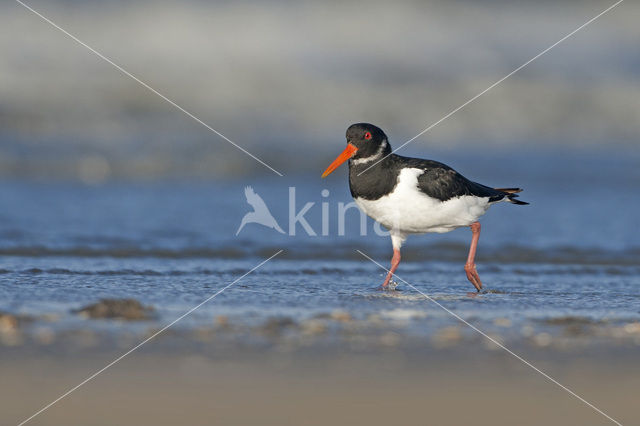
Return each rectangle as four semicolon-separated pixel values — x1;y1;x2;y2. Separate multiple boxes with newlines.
321;123;527;292
236;186;285;235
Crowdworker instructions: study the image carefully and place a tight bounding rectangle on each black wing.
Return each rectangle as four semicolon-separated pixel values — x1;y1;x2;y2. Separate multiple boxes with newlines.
396;156;511;203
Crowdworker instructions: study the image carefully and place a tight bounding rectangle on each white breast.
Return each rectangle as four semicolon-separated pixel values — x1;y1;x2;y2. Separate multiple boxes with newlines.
354;168;492;234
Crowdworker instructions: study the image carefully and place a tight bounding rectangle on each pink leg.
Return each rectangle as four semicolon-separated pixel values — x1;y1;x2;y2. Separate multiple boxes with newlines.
381;248;401;289
464;222;483;291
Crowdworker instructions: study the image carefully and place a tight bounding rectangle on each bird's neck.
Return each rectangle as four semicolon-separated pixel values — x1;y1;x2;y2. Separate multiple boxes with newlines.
348;154;397;200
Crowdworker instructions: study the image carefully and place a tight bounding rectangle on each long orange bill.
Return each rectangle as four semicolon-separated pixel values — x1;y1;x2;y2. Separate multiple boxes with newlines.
321;143;358;178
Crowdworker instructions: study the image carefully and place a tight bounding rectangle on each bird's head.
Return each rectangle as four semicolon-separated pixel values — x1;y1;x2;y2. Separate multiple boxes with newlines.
321;123;390;177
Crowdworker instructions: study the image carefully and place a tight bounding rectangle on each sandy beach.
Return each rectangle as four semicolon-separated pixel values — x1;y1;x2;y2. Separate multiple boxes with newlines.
2;302;640;426
2;336;638;426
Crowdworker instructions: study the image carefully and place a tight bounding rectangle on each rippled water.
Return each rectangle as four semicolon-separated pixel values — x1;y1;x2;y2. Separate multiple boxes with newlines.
1;148;639;339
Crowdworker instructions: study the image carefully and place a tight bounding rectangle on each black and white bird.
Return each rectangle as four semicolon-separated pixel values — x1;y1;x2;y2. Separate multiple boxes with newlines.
322;123;527;292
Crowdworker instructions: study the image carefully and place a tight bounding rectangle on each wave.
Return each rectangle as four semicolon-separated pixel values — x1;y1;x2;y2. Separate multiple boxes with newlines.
2;265;637;277
17;267;182;276
2;265;372;277
1;243;639;266
0;246;248;259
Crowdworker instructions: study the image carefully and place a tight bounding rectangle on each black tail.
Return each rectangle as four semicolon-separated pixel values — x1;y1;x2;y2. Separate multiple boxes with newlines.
495;187;529;205
495;187;522;194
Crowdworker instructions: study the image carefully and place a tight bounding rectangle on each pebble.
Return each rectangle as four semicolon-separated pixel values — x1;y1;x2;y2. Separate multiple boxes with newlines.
330;310;351;323
0;312;33;330
73;299;155;320
624;322;640;334
260;317;297;336
301;319;327;336
533;332;552;347
0;313;18;332
380;309;427;321
493;318;511;327
215;315;230;328
432;326;461;347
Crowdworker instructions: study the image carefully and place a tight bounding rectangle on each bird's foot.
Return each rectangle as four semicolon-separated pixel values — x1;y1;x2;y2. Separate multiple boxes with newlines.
377;281;400;291
464;263;483;292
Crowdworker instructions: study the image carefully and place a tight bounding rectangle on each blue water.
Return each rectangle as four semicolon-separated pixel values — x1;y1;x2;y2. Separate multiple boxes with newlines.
0;148;639;341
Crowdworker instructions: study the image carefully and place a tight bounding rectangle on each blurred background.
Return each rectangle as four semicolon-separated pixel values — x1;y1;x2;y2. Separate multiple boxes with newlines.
0;0;638;180
1;0;639;273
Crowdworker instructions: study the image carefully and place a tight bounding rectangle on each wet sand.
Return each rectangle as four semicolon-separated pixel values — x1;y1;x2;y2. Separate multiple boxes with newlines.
2;337;638;426
2;297;640;425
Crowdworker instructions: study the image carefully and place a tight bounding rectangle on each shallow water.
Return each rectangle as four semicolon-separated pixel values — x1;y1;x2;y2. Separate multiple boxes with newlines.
1;148;639;344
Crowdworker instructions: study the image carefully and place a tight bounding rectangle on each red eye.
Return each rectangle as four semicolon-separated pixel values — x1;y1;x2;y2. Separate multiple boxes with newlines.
364;132;372;140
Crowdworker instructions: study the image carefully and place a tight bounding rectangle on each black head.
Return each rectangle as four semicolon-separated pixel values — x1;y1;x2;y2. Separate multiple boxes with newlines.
345;123;390;159
322;123;392;177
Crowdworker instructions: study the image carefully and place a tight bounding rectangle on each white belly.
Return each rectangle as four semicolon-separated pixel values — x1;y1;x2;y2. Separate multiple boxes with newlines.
354;168;492;234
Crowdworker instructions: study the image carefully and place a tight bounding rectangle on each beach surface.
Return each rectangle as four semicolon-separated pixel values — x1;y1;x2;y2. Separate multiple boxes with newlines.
2;339;638;426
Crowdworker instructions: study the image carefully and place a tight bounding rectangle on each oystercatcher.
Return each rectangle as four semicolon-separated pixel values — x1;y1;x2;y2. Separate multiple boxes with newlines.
321;123;527;291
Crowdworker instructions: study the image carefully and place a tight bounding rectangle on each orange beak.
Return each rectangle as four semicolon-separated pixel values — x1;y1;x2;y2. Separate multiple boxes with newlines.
321;143;358;178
